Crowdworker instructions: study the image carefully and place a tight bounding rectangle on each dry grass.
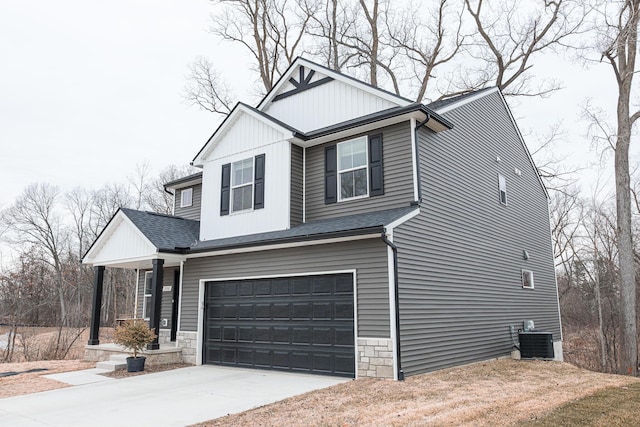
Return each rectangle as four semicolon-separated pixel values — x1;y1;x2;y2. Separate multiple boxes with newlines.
0;359;94;398
194;360;639;427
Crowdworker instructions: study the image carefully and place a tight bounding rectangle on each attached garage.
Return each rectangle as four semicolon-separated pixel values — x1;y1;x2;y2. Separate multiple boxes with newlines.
203;273;356;377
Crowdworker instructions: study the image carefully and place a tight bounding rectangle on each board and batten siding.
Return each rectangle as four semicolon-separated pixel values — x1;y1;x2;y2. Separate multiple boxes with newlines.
305;122;415;221
290;144;303;226
173;183;202;221
179;239;390;338
264;72;400;133
394;91;561;376
136;267;177;330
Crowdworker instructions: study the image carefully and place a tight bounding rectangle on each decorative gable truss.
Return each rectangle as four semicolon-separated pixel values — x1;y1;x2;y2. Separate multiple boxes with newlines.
272;66;334;102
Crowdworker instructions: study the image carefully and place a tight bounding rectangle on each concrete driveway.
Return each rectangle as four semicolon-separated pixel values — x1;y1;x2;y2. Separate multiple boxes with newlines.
0;365;348;426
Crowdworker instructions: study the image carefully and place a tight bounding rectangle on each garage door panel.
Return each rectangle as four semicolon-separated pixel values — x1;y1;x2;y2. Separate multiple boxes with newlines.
204;273;355;377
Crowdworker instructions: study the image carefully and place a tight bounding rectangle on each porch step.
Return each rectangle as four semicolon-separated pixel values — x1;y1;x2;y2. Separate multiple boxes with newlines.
95;354;129;371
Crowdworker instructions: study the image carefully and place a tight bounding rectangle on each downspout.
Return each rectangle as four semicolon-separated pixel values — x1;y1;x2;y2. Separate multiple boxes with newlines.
382;230;404;381
413;114;430;205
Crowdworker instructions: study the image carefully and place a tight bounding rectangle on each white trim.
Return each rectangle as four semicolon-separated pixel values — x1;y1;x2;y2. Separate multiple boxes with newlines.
180;188;193;208
386;236;399;381
434;87;500;114
521;269;535;289
230;157;254;213
302;146;306;223
386;208;421;232
257;57;410;111
196;269;359;374
177;260;184;333
548;202;564;342
186;233;380;259
192;104;296;167
410;118;419;202
142;271;153;320
134;268;140;319
171;189;176;216
337;136;369;202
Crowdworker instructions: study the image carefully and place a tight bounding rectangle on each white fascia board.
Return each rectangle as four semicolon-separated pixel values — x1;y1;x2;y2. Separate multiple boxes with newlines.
433;87;500;115
186;233;380;259
385;208;421;234
258;57;411;111
298;111;422;148
192;104;297;167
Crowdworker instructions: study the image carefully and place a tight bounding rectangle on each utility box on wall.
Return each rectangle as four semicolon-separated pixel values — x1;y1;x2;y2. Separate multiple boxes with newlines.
519;332;554;359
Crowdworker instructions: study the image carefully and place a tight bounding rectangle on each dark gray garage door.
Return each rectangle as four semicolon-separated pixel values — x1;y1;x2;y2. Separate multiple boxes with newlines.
203;273;355;377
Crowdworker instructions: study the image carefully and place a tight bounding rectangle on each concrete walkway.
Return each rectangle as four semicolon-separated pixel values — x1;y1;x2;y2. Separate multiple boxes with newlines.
0;365;347;426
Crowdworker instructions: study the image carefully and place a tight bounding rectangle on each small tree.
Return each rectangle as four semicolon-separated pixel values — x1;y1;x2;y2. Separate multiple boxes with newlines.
113;319;157;359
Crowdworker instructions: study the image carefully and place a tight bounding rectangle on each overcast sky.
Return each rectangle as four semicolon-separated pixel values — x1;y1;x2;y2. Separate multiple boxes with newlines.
0;0;632;213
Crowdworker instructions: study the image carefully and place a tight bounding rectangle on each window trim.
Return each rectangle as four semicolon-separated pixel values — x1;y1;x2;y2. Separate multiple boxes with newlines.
230;157;254;213
337;136;369;202
498;173;507;205
142;271;153;320
180;187;193;208
521;269;534;289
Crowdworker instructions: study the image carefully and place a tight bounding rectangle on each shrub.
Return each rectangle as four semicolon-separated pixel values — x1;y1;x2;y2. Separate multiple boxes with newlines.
113;319;157;358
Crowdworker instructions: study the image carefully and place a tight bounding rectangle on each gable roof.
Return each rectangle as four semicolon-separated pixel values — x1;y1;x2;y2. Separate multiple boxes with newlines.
257;57;412;111
164;172;203;191
191;102;302;167
120;208;200;251
188;205;417;254
426;87;496;112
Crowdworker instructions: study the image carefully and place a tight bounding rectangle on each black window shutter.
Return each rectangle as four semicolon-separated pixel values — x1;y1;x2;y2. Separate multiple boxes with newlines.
254;154;265;209
369;133;384;196
325;145;337;204
220;163;231;216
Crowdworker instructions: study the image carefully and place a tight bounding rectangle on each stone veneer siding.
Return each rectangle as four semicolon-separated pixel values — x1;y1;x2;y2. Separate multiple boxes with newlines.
177;331;198;364
357;338;394;379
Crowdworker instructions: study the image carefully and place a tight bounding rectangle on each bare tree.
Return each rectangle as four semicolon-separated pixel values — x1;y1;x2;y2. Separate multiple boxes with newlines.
460;0;588;97
1;183;69;325
597;0;640;376
144;164;199;215
305;0;357;71
184;57;234;115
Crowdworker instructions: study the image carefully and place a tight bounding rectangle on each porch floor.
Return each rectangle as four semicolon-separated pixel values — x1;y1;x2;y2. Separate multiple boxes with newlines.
84;342;185;366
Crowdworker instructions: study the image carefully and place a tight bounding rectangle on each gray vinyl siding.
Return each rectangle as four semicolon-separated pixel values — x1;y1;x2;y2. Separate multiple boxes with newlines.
180;239;390;338
394;91;561;376
137;267;176;331
173;183;202;221
305;122;415;221
290;144;303;226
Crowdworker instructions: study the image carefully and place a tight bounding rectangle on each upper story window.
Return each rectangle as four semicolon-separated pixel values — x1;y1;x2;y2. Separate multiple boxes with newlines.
325;133;383;204
232;158;254;212
498;174;507;205
220;154;265;216
180;188;193;208
522;269;534;289
338;137;368;200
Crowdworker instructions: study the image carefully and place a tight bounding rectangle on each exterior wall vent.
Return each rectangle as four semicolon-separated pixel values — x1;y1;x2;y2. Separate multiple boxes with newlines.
519;332;554;359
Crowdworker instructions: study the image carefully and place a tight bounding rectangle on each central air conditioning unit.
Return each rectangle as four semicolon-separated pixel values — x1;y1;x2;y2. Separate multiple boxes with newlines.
519;332;554;359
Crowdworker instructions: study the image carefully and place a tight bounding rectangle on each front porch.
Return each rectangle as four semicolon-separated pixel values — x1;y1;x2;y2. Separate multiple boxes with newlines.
84;342;184;366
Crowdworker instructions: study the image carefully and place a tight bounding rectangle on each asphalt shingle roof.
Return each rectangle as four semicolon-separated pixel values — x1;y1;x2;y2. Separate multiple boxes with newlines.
426;87;496;111
189;205;417;253
120;208;200;251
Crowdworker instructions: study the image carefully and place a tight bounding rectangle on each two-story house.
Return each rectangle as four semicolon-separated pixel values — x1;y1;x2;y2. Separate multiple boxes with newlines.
83;57;562;380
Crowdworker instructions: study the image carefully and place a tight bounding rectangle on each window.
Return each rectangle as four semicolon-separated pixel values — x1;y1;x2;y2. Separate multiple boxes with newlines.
522;270;534;289
498;174;507;205
231;158;254;212
180;188;193;208
143;271;153;319
220;154;265;216
338;137;368;201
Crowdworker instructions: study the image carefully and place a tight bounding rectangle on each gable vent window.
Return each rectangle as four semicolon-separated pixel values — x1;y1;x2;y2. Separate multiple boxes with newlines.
522;269;534;289
180;188;193;208
498;174;507;205
325;133;383;204
221;154;266;215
